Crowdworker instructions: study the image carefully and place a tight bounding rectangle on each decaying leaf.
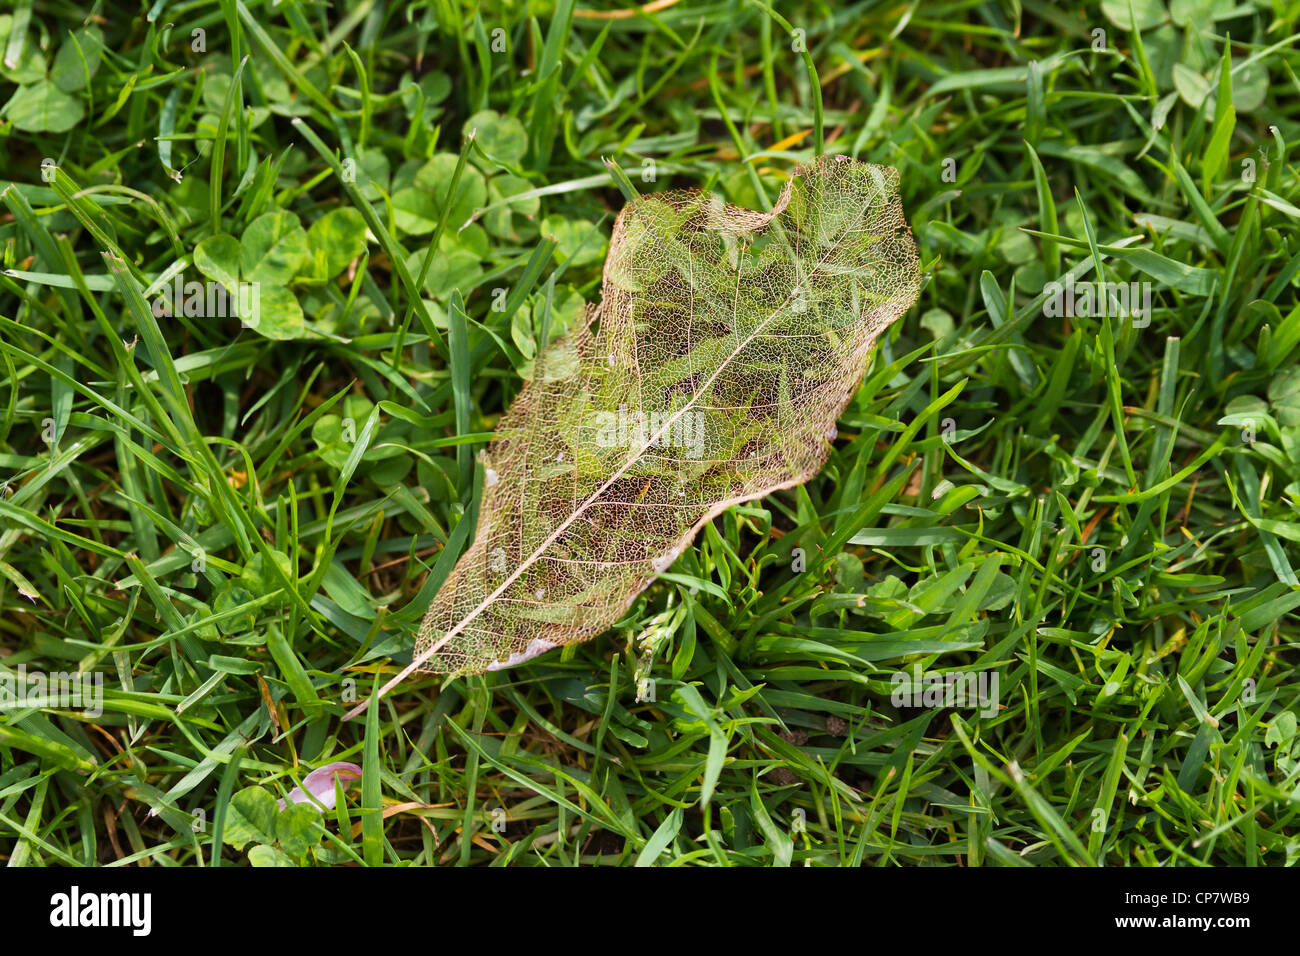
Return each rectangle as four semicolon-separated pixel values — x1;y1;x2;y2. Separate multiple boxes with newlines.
412;155;921;680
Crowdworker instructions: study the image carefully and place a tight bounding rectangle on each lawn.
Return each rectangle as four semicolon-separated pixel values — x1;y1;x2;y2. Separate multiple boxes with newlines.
0;0;1298;867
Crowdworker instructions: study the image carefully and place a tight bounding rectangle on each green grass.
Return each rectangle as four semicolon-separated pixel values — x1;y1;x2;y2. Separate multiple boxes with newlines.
1;0;1299;867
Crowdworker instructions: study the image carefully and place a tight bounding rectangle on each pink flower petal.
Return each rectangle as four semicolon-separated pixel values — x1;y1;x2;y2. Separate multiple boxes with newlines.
278;761;363;811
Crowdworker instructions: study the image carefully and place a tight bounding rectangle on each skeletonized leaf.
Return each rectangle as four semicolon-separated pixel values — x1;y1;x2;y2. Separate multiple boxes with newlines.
415;155;920;676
